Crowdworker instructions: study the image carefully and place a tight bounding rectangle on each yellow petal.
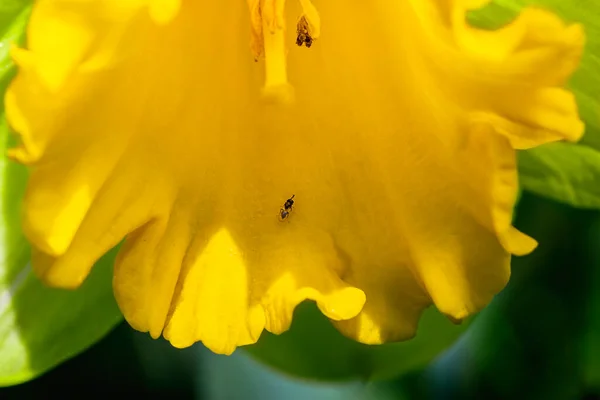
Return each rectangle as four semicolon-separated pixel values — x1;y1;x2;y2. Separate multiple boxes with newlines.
410;1;585;147
6;0;584;352
148;0;181;25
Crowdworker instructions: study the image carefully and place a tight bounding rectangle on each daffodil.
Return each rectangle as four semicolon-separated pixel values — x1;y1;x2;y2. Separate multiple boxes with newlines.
5;0;584;355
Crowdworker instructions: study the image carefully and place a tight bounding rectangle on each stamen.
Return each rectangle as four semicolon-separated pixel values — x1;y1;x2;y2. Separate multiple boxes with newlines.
261;14;294;103
247;0;321;104
248;0;264;61
298;0;320;39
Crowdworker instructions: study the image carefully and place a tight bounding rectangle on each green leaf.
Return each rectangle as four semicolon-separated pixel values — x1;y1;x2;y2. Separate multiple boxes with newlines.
518;142;600;209
0;2;123;386
470;1;600;209
245;302;471;382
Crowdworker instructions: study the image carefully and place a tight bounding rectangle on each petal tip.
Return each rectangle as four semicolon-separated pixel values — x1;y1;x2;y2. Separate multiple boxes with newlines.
39;265;86;290
317;286;366;321
500;228;538;256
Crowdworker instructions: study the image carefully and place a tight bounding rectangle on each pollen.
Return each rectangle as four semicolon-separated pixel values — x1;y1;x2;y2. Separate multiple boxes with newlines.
247;0;320;104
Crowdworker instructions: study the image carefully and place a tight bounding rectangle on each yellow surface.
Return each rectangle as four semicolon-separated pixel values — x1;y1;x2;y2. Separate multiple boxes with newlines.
5;0;584;353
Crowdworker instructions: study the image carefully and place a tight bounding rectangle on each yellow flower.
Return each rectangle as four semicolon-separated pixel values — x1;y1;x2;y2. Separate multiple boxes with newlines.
5;0;584;355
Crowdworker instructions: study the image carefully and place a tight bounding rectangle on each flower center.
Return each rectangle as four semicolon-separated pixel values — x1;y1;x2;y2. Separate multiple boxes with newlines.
247;0;320;104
